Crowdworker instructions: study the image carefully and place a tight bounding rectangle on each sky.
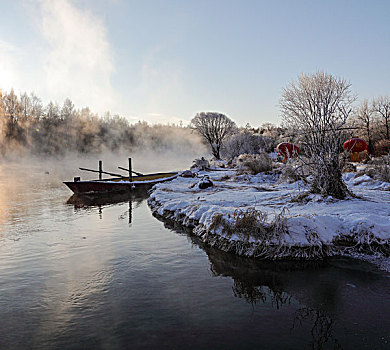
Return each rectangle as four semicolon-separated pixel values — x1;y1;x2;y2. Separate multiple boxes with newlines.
0;0;389;126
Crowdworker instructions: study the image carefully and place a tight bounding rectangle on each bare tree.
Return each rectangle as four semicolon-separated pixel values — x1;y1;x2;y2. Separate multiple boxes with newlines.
191;112;236;159
372;96;390;140
354;99;376;154
280;71;355;199
20;92;31;120
29;93;43;120
2;89;23;140
61;98;75;120
45;101;60;120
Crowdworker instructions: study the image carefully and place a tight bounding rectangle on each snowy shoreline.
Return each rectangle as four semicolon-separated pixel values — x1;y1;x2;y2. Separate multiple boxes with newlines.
148;169;390;269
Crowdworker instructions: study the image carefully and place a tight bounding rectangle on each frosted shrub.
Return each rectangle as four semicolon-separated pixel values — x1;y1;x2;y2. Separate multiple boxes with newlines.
277;158;310;184
222;131;274;159
278;161;300;183
191;157;209;170
374;139;390;156
368;154;390;182
237;152;273;175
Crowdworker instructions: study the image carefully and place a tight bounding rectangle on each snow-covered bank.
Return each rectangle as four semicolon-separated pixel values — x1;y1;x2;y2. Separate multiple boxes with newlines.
148;169;390;267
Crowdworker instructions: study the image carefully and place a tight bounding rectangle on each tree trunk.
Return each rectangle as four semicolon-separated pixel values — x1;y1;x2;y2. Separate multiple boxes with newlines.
310;160;348;199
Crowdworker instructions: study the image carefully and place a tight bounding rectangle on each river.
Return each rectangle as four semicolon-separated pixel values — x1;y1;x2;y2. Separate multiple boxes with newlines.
0;158;389;349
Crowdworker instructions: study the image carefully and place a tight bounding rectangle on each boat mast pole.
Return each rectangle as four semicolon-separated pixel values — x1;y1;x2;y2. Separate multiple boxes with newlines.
99;160;102;180
129;158;133;183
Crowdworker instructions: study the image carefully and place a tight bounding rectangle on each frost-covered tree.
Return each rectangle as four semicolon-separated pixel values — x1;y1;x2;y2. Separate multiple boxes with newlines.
61;98;75;120
354;99;376;154
191;112;236;159
29;93;43;120
280;71;355;199
222;131;274;159
373;96;390;140
2;89;23;141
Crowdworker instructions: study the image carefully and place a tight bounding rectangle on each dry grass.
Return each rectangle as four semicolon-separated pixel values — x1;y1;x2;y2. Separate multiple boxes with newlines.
270;208;289;237
219;174;231;181
210;207;288;242
342;162;357;173
290;192;311;203
232;208;268;239
333;225;390;256
209;213;224;232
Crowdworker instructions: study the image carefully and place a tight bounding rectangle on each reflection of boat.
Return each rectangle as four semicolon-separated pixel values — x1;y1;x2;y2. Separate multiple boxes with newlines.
66;190;149;208
64;172;178;195
67;191;149;224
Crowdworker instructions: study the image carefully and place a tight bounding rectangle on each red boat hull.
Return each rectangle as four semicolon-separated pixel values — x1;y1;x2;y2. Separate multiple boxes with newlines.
64;172;178;195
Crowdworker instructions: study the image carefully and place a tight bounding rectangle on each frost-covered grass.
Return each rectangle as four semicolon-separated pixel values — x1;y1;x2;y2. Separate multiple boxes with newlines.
366;155;390;182
148;167;390;266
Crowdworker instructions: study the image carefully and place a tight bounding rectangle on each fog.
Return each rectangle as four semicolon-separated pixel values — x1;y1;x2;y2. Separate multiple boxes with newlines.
0;148;204;229
0;89;210;181
0;90;207;163
1;148;206;184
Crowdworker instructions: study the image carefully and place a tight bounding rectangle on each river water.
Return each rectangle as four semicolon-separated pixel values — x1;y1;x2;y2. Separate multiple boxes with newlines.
0;159;389;349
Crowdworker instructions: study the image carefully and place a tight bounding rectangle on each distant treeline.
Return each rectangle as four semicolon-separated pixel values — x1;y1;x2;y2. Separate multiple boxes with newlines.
1;88;389;158
0;89;205;157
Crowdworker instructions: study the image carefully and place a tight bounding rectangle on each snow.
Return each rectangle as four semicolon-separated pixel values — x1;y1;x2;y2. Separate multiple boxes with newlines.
148;169;390;268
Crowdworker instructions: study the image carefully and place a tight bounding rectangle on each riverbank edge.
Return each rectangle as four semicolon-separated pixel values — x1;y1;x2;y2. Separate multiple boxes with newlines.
147;196;390;261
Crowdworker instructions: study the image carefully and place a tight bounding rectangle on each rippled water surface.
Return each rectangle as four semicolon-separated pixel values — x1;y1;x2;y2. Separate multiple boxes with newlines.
0;161;389;349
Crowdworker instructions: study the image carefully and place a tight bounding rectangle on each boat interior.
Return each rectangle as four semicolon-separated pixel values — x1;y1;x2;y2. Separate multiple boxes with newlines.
98;172;178;183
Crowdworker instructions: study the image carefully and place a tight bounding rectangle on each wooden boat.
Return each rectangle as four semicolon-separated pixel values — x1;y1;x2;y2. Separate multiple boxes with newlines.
64;171;179;195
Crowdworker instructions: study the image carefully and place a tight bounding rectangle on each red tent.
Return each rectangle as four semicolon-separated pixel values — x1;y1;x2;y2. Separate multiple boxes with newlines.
276;142;300;161
343;138;368;153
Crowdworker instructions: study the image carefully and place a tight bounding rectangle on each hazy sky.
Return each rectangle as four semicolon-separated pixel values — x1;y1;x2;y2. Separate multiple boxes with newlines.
0;0;389;126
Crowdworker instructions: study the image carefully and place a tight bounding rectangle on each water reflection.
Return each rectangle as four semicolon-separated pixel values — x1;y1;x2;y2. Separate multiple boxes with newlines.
202;247;356;349
1;160;389;349
66;191;149;222
67;190;149;208
292;307;341;350
162;222;390;350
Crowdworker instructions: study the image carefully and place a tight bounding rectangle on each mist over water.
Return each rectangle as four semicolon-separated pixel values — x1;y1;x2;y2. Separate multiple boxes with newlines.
0;157;389;349
1;148;205;181
0;151;200;233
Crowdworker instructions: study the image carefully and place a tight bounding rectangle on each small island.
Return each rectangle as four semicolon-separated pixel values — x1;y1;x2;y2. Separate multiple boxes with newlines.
148;164;390;266
149;72;390;270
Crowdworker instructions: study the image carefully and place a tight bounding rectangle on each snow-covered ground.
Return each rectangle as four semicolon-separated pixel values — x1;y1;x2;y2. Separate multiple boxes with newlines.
148;168;390;270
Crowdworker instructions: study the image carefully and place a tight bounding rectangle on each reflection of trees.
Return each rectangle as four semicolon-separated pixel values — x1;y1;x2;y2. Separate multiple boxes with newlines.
293;308;341;350
233;280;267;304
232;281;291;309
204;244;324;309
156;216;390;350
206;246;341;348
